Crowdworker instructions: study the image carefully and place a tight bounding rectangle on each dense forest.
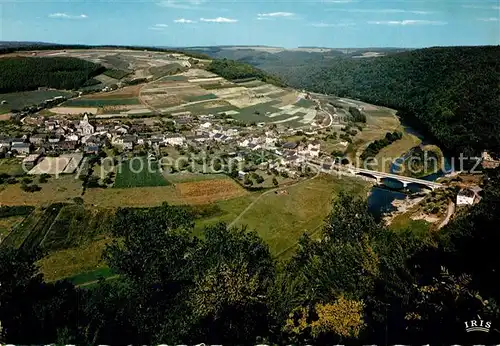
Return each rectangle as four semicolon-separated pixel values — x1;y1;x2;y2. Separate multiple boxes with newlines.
0;57;105;93
260;46;500;156
206;59;284;87
1;168;500;344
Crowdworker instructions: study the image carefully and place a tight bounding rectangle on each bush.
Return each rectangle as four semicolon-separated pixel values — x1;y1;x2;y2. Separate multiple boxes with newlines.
39;173;50;183
21;183;41;192
0;205;34;218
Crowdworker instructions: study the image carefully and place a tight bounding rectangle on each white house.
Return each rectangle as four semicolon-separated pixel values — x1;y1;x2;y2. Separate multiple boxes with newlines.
456;187;482;206
78;114;95;135
164;135;185;146
65;134;79;142
239;139;250;148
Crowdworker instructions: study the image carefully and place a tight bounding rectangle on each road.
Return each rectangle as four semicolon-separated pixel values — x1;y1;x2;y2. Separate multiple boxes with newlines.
438;201;455;230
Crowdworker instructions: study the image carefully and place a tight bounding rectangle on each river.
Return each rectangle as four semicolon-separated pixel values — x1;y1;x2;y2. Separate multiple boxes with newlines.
367;121;453;219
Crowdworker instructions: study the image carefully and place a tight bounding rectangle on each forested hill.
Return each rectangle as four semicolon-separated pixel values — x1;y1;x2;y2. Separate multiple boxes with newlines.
0;57;105;93
263;46;500;155
206;59;284;87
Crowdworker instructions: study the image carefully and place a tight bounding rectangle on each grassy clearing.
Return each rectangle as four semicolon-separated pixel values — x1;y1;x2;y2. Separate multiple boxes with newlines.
345;109;401;163
0;175;83;206
114;157;169;188
194;193;260;236
0;90;73;113
390;212;432;238
63;98;140;107
165;172;228;183
0;216;25;241
38;236;111;282
40;205;113;252
84;186;181;207
65;267;116;286
0;158;24;176
197;175;370;257
373;132;422;172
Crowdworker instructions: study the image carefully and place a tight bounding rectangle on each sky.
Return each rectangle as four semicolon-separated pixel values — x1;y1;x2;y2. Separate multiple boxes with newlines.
0;0;499;48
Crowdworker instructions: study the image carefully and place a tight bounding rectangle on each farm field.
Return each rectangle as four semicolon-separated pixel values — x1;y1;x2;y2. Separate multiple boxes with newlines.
372;132;422;172
113;157;169;188
197;175;370;257
345;107;401;163
1;204;64;250
63;98;141;107
84;85;141;99
175;179;248;205
84;186;181;207
40;205;114;252
0;175;83;205
0;90;73;114
0;158;24;176
0;215;25;240
165;172;229;183
66;267;117;287
38;236;111;282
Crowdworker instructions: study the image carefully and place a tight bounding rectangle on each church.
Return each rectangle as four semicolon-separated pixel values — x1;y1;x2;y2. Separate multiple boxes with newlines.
78;113;95;135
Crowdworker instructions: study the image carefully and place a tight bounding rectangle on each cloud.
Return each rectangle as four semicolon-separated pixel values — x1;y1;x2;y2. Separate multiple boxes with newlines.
462;4;500;10
48;13;88;19
200;17;237;23
148;23;169;30
477;17;499;21
257;12;295;18
174;18;196;23
328;8;432;14
157;0;206;10
310;22;355;27
368;20;447;25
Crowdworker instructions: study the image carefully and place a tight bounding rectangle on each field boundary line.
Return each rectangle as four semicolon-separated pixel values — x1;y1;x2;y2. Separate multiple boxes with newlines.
273;220;324;259
39;206;65;248
0;208;36;247
228;176;317;229
76;275;120;287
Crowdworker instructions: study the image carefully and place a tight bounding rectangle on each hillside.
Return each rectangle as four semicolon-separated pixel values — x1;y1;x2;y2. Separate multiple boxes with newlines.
0;57;104;93
200;46;500;155
206;59;284;86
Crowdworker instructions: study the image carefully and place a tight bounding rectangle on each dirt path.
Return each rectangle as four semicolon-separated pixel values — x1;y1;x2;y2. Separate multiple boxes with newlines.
438;201;455;230
76;275;120;287
138;82;155;111
228;176;318;228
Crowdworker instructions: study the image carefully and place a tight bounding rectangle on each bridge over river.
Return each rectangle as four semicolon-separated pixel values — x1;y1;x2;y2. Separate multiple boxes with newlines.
348;167;443;190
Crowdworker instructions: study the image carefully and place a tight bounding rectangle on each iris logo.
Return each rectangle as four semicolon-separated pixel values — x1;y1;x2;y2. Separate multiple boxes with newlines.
464;315;492;333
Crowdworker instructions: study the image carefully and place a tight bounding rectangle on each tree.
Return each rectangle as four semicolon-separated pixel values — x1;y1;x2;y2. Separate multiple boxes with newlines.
243;176;253;186
283;296;365;342
272;177;279;187
0;248;80;344
39;173;50;184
